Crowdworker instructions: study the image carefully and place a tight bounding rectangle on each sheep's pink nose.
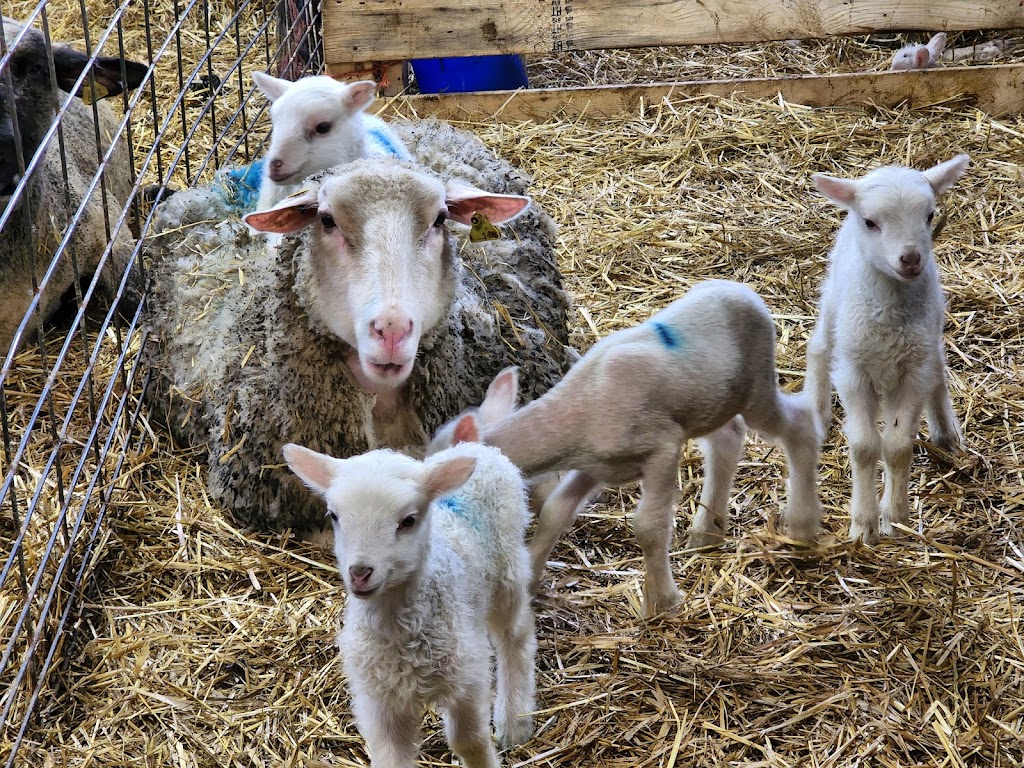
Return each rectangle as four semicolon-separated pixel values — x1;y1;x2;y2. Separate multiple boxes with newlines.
371;315;414;354
349;565;374;589
900;250;921;269
269;158;283;171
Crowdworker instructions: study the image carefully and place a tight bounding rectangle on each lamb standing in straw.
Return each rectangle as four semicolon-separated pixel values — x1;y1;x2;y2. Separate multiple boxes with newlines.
804;154;969;544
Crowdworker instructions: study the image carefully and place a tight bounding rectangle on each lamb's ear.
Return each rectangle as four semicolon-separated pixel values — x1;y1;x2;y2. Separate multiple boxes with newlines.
922;153;969;196
452;414;480;445
812;173;858;207
283;443;337;495
477;366;519;425
51;47;149;99
444;181;531;225
422;456;477;499
913;47;931;69
253;71;291;102
926;32;947;61
343;80;376;112
243;187;320;233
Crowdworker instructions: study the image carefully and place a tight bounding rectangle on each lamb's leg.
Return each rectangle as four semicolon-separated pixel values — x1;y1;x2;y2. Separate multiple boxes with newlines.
633;443;684;616
880;393;924;537
746;391;824;543
443;683;501;768
804;311;835;436
489;582;537;749
351;690;421;768
686;416;746;549
925;354;964;453
528;470;601;591
836;378;882;544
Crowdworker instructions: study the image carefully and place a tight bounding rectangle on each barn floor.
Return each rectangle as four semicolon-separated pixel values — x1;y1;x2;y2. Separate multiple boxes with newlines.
2;6;1023;766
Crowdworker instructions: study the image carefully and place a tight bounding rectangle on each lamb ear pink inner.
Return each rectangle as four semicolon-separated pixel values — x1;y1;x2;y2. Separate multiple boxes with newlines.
445;194;531;225
244;204;318;233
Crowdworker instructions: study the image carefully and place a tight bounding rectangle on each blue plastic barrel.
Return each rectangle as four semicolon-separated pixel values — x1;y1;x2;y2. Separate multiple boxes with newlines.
411;55;529;94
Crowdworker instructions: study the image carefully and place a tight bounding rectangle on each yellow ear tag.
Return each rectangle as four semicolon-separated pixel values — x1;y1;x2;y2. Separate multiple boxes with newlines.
80;81;109;105
469;212;501;243
286;186;314;199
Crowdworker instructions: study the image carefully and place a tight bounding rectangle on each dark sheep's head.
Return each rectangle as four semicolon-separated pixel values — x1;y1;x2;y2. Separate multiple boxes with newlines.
0;19;148;204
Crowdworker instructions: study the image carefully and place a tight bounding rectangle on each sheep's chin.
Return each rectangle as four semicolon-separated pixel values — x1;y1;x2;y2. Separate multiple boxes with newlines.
345;351;413;396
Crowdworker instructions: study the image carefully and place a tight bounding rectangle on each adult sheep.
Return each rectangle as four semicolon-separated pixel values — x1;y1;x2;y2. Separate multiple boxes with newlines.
143;120;575;532
0;19;148;355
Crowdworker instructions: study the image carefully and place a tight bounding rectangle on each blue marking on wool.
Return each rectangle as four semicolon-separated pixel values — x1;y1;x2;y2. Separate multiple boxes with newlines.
214;157;265;212
651;321;683;350
367;126;403;158
437;495;483;532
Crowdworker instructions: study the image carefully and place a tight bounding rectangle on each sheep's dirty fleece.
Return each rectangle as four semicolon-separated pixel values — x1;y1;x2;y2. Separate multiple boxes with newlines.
143;119;574;531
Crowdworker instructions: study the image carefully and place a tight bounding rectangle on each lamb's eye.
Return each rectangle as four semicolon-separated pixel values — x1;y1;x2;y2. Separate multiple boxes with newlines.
432;212;447;229
864;219;878;230
327;510;338;523
320;213;336;230
927;211;935;224
314;121;332;135
398;515;417;531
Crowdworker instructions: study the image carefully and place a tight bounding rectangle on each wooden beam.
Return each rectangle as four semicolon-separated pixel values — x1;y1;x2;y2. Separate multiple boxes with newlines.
374;64;1024;121
324;0;1024;63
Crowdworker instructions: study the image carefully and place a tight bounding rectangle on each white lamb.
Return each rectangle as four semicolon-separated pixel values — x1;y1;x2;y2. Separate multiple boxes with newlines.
890;33;947;70
433;279;824;616
804;154;969;544
251;72;410;210
283;441;536;768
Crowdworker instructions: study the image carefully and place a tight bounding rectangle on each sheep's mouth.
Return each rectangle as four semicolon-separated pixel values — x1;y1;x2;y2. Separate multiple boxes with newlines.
268;168;297;184
351;584;380;598
897;265;923;280
368;361;409;378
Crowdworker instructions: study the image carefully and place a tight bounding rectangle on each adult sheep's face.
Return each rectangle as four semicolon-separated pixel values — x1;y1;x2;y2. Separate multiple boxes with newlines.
0;20;148;206
283;444;477;599
812;154;969;283
245;161;531;391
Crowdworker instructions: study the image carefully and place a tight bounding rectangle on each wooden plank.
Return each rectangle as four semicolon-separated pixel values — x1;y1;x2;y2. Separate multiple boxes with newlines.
373;64;1024;121
324;0;1024;63
326;61;407;97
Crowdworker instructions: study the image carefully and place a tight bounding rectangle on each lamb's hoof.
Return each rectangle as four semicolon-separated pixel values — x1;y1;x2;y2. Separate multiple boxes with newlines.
496;715;533;750
879;514;910;538
785;524;820;547
642;588;683;618
930;432;965;456
849;522;880;546
685;529;725;551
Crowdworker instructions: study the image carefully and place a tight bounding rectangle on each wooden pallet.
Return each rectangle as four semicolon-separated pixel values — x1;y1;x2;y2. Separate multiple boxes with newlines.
322;0;1024;119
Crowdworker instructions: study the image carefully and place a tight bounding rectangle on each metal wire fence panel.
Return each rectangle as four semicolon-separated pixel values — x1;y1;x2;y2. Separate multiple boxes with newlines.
0;0;319;758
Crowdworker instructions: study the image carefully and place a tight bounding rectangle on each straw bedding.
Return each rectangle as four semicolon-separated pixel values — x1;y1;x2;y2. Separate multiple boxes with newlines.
2;5;1024;766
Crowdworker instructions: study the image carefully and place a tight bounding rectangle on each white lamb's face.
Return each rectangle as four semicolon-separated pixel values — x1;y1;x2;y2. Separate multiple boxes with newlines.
850;172;938;282
325;470;431;600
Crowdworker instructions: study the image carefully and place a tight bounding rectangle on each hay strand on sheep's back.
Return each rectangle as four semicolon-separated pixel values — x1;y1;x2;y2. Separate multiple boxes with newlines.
2;7;1023;765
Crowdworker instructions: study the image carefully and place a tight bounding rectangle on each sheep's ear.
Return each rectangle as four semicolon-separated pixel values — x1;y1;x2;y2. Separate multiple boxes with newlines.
422;456;477;499
282;443;336;494
926;32;947;60
477;366;519;425
812;173;857;207
343;80;376;112
253;71;290;102
922;153;969;196
51;47;149;99
444;181;531;226
243;188;320;233
452;414;480;445
913;47;931;69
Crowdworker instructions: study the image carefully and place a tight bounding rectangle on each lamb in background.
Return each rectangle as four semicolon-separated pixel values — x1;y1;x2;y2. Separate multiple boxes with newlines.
0;19;148;355
435;280;823;616
143;120;574;532
804;154;969;544
284;441;536;768
890;33;947;71
251;72;409;211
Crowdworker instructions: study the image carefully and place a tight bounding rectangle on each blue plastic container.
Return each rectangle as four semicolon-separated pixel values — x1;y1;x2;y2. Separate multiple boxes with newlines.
411;55;529;94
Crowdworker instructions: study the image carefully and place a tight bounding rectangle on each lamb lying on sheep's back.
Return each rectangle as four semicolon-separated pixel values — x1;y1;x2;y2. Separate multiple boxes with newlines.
143;119;573;530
